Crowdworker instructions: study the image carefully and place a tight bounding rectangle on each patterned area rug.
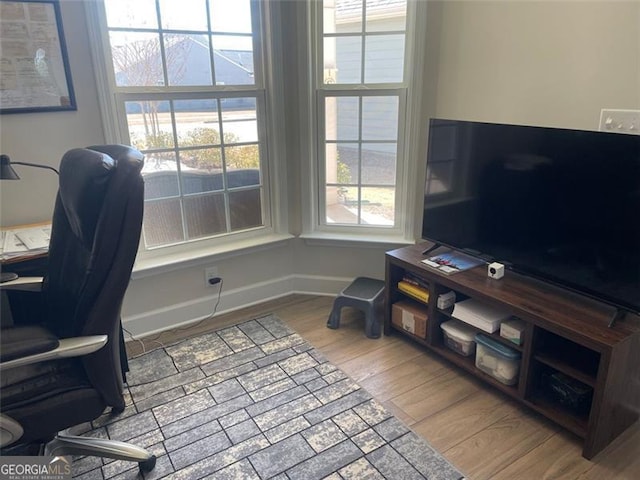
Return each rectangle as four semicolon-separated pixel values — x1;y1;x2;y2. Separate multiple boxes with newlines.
73;315;466;479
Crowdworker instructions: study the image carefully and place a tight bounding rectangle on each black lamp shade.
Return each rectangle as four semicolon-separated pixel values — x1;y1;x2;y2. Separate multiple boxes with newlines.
0;154;20;180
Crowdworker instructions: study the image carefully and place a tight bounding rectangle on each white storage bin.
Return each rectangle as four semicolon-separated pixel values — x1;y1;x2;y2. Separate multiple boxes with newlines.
453;298;511;333
440;319;476;357
474;333;521;385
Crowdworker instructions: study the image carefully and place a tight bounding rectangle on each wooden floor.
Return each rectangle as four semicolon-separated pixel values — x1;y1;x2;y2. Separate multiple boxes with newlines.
126;294;640;480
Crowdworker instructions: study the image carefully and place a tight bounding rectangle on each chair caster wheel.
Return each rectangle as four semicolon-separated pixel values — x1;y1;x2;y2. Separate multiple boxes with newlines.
138;455;156;473
111;405;125;414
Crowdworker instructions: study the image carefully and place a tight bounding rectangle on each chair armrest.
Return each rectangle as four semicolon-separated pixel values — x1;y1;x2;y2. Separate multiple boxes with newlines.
0;276;44;292
0;325;59;362
0;326;107;371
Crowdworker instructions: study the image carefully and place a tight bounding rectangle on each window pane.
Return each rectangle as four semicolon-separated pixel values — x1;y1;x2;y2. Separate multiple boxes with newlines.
361;186;394;225
332;0;363;34
229;189;262;230
143;199;184;247
361;143;396;185
326;96;359;141
325;184;395;225
323;36;337;84
365;0;407;33
212;35;254;86
222;99;258;142
180;148;223;193
333;36;361;84
327;186;397;226
104;0;157;29
364;34;405;83
362;96;398;141
184;194;226;239
328;143;358;184
165;34;212;86
160;0;208;30
325;186;358;225
110;32;164;87
142;152;179;199
175;101;220;146
211;0;252;34
225;145;261;186
125;100;174;150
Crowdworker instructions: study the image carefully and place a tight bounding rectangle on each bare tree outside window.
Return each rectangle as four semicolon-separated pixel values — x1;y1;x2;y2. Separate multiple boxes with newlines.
111;34;191;149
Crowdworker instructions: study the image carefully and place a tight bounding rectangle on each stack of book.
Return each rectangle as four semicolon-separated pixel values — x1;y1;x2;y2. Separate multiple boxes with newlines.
397;274;429;303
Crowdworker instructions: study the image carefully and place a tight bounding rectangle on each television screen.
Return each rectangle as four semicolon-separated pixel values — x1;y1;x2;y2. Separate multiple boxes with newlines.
422;118;640;314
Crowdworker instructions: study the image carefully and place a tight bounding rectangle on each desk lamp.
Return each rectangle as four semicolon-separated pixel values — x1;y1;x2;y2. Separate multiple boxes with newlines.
1;154;59;178
0;154;59;282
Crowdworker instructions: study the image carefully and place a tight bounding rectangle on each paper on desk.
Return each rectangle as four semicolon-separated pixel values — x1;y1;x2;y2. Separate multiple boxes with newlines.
2;231;28;254
15;226;51;250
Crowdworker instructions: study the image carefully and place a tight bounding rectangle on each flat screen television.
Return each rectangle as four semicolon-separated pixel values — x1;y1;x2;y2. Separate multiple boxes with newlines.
422;118;640;315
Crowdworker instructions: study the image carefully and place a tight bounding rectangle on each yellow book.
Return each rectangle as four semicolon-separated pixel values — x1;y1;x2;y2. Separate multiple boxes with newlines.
397;281;429;303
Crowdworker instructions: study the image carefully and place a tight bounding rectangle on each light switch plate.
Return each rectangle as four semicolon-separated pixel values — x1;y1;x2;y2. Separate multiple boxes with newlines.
599;109;640;135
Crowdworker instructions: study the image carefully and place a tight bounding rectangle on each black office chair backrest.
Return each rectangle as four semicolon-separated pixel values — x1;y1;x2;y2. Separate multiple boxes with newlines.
43;145;144;407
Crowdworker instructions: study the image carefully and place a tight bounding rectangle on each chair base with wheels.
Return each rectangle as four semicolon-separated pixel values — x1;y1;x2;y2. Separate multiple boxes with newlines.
327;277;385;338
46;432;156;473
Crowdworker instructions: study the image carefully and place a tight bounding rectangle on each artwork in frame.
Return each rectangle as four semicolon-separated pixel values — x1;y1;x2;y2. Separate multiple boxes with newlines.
0;0;76;113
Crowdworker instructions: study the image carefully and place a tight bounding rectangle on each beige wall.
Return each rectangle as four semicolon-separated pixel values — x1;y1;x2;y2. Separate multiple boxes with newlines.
424;0;640;130
2;1;639;335
0;1;106;226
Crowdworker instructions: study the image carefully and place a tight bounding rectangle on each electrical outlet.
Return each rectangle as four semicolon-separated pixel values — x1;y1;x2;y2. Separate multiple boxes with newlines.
204;266;219;287
599;109;640;135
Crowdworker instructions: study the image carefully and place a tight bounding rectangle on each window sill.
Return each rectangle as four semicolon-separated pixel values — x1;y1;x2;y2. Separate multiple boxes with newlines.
299;231;414;249
131;233;294;279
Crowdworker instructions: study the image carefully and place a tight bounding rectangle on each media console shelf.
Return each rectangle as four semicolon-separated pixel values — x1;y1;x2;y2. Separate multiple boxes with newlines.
384;243;640;459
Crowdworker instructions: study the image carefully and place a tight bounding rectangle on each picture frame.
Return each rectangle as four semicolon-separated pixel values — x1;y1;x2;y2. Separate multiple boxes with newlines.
0;0;76;114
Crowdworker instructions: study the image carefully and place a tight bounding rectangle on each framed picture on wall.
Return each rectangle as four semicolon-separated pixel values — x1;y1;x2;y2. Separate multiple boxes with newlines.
0;0;76;114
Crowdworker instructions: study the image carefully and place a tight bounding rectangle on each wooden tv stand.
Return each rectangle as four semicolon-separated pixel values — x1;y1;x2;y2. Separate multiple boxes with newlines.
384;243;640;459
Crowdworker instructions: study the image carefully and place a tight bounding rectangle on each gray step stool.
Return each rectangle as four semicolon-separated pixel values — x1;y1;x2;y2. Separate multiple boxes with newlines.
327;277;385;338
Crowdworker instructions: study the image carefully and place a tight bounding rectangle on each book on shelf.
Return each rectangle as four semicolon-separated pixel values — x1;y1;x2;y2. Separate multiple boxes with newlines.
401;272;429;290
397;280;429;303
421;249;485;275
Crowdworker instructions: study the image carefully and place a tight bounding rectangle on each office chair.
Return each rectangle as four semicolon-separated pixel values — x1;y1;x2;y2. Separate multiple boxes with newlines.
0;145;156;472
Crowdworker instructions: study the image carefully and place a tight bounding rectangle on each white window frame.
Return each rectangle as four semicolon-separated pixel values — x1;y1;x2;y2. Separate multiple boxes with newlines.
85;0;290;270
300;0;425;244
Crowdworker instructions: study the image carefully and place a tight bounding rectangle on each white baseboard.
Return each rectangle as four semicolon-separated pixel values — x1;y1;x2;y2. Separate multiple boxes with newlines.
122;274;352;339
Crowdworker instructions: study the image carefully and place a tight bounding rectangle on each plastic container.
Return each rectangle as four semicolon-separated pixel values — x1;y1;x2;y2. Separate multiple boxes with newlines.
440;319;476;357
474;333;521;385
543;371;593;415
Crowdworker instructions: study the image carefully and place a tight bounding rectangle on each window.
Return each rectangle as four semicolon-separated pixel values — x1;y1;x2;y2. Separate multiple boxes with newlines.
315;0;411;233
90;0;275;251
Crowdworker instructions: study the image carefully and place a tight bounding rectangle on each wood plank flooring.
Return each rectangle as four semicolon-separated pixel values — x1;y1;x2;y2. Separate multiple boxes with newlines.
125;294;640;480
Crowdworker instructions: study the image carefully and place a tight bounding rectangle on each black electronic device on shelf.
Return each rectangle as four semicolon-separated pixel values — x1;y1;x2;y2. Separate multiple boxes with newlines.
421;118;640;319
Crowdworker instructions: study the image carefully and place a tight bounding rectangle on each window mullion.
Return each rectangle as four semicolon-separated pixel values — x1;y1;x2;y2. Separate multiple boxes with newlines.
217;98;232;233
357;97;363;224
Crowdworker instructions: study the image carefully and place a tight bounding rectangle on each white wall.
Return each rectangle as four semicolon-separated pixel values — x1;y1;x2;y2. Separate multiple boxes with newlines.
424;1;640;130
2;0;639;337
